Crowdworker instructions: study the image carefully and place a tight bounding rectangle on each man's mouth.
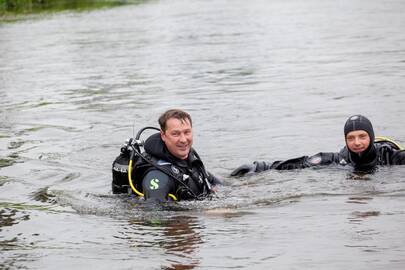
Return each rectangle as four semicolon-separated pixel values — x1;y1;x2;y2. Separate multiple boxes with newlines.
177;145;189;150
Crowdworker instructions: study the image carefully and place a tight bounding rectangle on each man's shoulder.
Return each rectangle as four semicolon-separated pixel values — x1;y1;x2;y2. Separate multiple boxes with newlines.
140;153;174;168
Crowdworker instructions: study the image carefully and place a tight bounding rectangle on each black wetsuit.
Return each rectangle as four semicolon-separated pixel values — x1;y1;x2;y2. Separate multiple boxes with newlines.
231;115;405;176
130;133;220;201
231;140;405;176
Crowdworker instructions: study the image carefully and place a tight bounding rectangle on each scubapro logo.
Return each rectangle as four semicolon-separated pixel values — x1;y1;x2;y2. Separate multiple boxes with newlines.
150;178;160;190
113;165;127;173
171;165;180;174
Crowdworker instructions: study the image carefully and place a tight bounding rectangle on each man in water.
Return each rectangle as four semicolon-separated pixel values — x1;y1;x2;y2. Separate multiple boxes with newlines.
231;115;405;176
112;109;221;201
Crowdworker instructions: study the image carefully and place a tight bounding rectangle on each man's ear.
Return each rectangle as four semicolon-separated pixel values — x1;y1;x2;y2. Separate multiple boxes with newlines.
160;130;166;142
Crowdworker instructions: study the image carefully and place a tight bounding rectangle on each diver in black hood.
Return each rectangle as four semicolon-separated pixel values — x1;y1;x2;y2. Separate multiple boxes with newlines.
231;115;405;176
112;109;221;202
343;115;377;171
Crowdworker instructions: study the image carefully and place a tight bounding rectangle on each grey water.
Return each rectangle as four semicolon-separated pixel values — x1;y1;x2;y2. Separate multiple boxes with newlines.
1;0;405;269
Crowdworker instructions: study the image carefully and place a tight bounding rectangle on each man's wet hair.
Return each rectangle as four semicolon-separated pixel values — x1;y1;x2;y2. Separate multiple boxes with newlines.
159;109;193;132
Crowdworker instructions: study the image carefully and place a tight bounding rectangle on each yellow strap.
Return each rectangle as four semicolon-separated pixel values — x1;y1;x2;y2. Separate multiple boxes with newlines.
128;159;144;196
375;136;404;150
128;159;178;201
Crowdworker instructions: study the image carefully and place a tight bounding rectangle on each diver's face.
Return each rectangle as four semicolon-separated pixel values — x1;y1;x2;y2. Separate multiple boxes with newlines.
346;130;371;154
161;118;193;160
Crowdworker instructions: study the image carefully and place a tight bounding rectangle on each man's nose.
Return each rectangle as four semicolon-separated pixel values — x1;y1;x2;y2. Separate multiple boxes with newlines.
179;133;187;142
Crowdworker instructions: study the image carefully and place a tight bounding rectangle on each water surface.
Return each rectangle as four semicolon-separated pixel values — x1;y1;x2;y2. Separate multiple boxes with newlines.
1;0;405;269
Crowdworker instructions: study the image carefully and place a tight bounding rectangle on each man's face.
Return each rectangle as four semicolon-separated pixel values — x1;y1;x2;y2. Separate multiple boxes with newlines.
161;118;193;160
346;130;371;154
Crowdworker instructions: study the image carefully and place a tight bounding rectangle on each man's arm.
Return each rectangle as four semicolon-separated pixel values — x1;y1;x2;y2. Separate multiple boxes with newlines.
230;152;342;176
230;161;273;176
271;152;341;170
142;170;175;202
207;171;223;185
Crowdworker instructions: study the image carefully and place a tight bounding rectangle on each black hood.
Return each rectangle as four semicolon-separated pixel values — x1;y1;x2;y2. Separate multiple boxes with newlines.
344;115;375;143
144;133;168;160
343;115;377;171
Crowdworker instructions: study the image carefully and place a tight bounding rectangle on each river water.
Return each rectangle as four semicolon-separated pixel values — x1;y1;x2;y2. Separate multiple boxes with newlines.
1;0;405;269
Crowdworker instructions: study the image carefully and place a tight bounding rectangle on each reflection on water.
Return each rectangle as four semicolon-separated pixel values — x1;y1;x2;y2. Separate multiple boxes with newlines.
120;215;203;270
0;157;16;168
0;208;29;229
31;186;57;203
350;210;380;219
346;172;374;181
0;208;32;270
346;196;372;204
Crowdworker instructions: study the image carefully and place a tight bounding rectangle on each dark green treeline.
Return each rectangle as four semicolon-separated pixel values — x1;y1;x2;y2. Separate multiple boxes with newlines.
0;0;143;17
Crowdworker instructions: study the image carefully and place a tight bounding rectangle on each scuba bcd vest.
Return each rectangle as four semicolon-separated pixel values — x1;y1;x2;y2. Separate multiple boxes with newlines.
111;127;212;200
375;136;404;150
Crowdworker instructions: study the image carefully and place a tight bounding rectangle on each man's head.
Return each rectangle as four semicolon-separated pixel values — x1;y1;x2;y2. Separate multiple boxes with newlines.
344;115;374;154
159;109;193;160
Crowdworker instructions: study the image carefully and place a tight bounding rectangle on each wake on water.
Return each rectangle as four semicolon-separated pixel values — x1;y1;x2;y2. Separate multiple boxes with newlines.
36;165;405;218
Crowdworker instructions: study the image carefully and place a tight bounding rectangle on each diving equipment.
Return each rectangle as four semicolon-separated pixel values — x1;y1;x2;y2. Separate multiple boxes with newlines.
112;127;212;201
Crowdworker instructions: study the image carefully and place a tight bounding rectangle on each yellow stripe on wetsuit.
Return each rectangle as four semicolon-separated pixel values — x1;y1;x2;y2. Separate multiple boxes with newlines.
375;136;404;150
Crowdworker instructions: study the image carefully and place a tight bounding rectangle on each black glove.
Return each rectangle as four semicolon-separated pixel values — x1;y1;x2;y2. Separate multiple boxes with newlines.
230;161;272;177
270;155;315;170
230;163;258;177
